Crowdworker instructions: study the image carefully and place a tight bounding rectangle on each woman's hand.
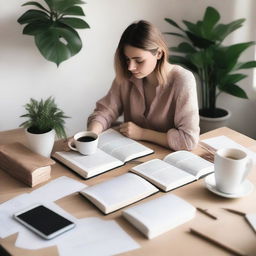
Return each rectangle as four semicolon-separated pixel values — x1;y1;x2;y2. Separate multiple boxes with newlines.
119;122;144;140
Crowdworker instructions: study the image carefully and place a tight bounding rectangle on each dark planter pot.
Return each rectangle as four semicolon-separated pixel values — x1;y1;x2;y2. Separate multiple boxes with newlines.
199;108;231;134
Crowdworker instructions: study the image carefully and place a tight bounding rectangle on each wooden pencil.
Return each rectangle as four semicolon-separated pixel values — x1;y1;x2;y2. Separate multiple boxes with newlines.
190;228;247;256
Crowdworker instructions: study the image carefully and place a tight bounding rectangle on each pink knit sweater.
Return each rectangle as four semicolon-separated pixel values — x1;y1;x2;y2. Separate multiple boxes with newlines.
88;65;200;150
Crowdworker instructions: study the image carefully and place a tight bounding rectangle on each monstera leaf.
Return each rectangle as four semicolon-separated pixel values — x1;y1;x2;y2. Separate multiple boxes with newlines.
18;0;90;66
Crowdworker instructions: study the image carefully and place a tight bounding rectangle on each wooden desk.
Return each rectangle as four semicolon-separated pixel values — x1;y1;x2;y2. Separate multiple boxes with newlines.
0;127;256;256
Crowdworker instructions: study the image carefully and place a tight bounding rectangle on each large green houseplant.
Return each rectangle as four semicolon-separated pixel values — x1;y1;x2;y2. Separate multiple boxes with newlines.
18;0;90;66
20;97;69;157
165;6;256;128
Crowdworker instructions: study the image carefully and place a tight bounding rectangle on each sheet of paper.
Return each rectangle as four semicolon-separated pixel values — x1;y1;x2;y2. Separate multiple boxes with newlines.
202;136;256;162
245;213;256;233
0;193;37;238
15;215;139;256
0;176;86;238
30;176;86;202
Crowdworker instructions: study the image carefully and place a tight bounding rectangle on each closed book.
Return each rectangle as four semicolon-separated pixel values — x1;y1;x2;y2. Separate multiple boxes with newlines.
122;194;196;239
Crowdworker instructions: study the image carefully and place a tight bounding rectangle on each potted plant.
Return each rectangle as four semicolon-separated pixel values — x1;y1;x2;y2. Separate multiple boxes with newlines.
17;0;90;66
20;97;69;157
164;6;256;132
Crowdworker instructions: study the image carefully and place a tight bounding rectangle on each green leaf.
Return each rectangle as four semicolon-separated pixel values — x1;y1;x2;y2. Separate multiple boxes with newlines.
236;61;256;69
213;19;245;42
17;9;49;24
170;42;196;54
219;84;248;98
62;6;85;16
221;73;247;84
164;18;184;31
164;32;186;39
186;31;215;49
183;21;200;35
169;55;198;72
22;21;51;35
35;25;82;66
52;0;85;13
22;1;49;13
202;7;220;33
60;18;89;29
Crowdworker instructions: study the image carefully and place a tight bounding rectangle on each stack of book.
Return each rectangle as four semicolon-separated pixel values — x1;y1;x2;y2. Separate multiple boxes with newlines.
0;142;55;187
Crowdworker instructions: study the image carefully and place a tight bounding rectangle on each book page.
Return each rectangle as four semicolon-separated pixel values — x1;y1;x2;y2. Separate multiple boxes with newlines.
80;173;159;214
53;149;123;178
99;129;153;162
131;159;195;191
164;151;213;178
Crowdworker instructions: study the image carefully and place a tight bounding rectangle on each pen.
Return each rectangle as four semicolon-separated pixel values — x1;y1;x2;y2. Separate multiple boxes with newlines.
190;228;247;256
222;208;246;216
196;207;218;220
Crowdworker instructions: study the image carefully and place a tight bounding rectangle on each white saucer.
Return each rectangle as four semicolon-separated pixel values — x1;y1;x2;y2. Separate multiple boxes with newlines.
204;173;254;198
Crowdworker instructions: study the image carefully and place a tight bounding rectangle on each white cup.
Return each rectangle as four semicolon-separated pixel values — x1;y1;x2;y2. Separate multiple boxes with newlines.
68;131;98;155
214;148;253;194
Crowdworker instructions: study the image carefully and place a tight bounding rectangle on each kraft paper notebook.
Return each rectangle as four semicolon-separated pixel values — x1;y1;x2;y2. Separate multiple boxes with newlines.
53;129;154;179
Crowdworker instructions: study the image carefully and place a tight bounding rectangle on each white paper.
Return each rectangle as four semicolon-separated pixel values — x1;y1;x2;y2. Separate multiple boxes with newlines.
0;176;86;238
245;213;256;233
202;136;256;162
15;214;139;256
30;176;86;202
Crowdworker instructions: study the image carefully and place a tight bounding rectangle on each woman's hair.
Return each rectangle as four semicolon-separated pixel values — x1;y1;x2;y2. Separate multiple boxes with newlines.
114;20;169;86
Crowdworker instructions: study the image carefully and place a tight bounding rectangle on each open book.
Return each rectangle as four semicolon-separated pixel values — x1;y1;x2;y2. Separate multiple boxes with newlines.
122;194;196;239
53;129;153;179
80;173;159;214
130;150;214;191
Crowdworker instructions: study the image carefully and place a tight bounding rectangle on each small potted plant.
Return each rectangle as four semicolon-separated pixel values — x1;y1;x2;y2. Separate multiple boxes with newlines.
20;97;69;157
164;6;256;132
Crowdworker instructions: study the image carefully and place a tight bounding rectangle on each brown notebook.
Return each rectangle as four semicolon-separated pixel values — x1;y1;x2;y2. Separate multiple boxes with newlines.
0;142;55;187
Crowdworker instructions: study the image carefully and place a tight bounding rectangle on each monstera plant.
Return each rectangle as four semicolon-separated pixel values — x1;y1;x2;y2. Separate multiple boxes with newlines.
165;6;256;125
18;0;90;66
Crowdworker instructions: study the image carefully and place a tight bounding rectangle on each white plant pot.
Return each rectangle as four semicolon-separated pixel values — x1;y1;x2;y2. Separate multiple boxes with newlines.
25;129;55;157
200;109;231;134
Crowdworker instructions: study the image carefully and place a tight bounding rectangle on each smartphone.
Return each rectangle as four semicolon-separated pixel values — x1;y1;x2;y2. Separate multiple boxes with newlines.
13;204;75;239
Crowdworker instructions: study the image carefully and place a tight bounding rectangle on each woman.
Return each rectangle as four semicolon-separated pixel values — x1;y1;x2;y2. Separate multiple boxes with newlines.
87;20;199;151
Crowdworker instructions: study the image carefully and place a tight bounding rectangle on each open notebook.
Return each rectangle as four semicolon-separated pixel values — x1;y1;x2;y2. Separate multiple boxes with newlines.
53;129;153;179
130;150;214;191
79;151;213;214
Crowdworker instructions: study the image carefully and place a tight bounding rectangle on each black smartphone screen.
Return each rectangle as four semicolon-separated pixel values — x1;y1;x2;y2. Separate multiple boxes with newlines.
16;205;74;236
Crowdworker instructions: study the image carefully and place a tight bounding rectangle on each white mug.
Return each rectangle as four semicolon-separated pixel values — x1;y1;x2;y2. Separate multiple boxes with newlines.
68;131;98;155
214;148;253;194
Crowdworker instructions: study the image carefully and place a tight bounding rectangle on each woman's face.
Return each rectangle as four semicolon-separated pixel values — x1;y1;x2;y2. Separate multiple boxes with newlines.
124;45;160;79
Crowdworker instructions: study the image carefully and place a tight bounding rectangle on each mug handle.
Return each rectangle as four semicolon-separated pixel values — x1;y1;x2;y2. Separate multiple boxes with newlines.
68;139;78;151
242;157;253;182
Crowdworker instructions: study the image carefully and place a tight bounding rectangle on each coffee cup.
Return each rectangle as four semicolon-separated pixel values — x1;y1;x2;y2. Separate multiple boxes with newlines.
214;148;253;194
68;131;98;155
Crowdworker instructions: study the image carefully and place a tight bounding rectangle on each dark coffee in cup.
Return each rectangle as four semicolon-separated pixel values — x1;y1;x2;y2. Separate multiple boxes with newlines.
77;136;96;142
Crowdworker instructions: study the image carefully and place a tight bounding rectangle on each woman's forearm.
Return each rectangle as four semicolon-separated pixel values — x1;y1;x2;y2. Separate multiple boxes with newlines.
141;128;169;148
87;121;104;135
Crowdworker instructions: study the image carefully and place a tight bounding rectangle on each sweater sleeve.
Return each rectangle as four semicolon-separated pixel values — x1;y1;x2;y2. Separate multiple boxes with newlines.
167;70;200;151
87;79;123;130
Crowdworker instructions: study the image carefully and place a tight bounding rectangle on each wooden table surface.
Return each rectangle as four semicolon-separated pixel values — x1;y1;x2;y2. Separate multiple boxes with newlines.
0;127;256;256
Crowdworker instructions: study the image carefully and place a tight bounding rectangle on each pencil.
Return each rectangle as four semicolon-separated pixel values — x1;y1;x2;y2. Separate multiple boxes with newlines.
190;228;247;256
196;207;218;220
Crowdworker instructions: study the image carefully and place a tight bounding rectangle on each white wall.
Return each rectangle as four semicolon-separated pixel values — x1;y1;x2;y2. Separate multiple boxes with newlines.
0;0;255;138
